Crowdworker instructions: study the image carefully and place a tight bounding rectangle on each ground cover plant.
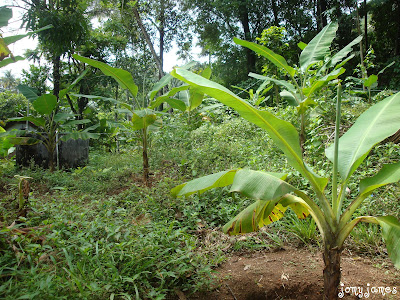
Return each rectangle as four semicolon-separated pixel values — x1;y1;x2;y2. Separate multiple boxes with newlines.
171;67;400;299
1;103;399;299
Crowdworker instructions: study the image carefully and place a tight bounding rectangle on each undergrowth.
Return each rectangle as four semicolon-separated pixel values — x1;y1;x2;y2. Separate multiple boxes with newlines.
1;98;399;298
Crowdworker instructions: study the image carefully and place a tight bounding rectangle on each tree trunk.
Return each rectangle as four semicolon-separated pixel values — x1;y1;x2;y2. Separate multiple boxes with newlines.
52;55;61;99
271;0;279;26
323;246;342;300
395;0;400;56
317;0;328;31
364;0;368;52
132;2;163;78
238;1;256;74
77;84;89;129
158;0;165;110
142;127;150;186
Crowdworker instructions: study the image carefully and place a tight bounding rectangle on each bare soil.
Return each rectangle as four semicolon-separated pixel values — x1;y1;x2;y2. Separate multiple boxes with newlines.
185;247;399;300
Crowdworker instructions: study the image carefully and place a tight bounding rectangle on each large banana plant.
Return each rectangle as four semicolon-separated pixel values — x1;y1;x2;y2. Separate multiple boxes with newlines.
170;67;400;300
237;22;362;150
7;86;99;171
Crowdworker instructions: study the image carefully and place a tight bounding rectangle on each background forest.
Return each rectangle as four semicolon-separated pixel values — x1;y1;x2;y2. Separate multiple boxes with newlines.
1;0;400;299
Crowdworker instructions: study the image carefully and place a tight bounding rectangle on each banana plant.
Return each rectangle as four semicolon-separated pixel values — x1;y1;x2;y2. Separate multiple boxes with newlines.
73;54;177;185
236;22;362;150
72;56;204;184
170;67;400;300
149;67;212;122
8;86;99;171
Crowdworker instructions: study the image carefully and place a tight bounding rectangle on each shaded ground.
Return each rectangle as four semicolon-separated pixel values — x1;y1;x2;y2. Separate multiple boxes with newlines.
183;247;399;300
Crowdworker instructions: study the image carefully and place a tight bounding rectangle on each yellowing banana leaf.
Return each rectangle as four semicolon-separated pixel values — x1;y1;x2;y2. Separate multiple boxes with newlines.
171;68;328;192
223;194;310;235
0;33;11;62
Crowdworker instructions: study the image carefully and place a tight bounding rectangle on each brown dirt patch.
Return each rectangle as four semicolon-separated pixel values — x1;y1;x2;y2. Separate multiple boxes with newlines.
188;248;399;300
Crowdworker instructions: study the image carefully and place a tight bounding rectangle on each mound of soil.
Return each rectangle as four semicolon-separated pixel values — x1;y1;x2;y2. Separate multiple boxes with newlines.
187;248;399;300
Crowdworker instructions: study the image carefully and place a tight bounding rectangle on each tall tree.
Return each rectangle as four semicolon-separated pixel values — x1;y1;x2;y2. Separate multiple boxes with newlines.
22;0;90;99
0;70;19;91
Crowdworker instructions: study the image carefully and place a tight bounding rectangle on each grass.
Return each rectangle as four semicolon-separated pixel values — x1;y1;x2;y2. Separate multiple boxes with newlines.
1;103;399;298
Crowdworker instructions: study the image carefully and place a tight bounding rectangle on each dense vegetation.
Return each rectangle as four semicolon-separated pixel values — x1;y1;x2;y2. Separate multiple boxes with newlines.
1;106;399;299
1;1;400;299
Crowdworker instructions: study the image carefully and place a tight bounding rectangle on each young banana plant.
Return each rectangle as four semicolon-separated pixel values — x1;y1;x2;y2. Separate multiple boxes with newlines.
72;56;199;185
170;67;400;300
8;86;99;171
236;22;362;150
73;54;165;185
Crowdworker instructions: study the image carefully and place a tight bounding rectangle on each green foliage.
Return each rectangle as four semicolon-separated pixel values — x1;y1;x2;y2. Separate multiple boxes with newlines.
22;0;89;58
7;85;99;170
21;65;50;95
0;6;52;68
170;65;400;298
0;91;30;120
238;22;362;147
0;149;226;299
